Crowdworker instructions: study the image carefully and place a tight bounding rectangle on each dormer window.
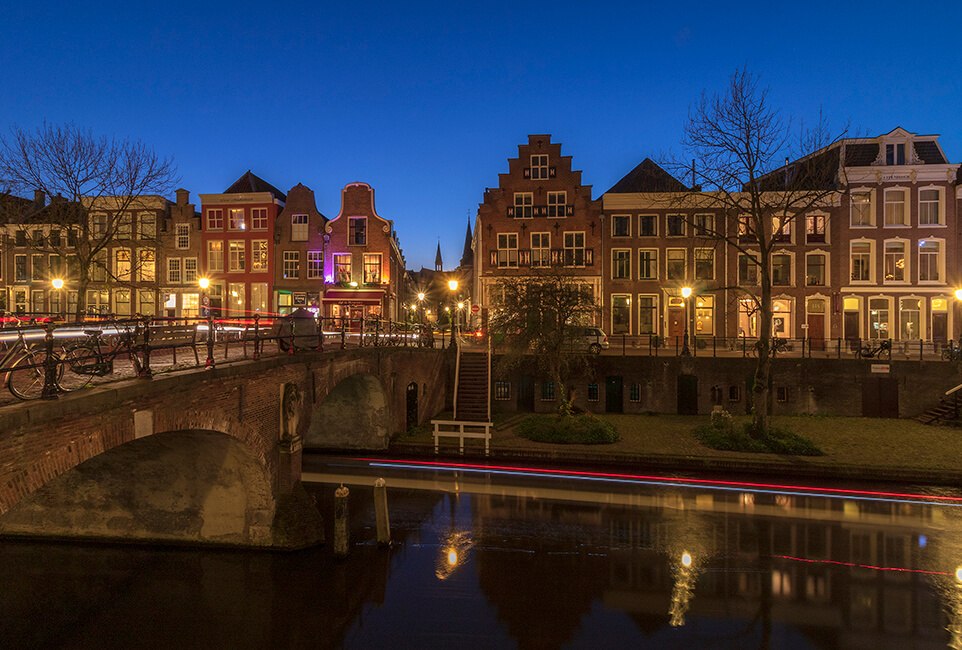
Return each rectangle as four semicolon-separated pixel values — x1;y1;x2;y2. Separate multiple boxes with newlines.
886;143;905;165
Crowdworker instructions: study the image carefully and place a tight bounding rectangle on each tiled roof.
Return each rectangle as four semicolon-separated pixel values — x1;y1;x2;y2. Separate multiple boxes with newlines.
843;143;878;167
605;159;687;193
753;147;840;192
224;171;287;201
913;141;947;164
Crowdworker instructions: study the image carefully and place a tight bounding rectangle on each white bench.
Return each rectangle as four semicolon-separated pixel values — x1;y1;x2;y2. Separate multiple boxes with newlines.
431;420;492;456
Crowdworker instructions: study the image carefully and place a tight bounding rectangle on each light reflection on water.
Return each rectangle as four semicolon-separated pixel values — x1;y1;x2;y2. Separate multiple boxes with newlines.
3;461;962;648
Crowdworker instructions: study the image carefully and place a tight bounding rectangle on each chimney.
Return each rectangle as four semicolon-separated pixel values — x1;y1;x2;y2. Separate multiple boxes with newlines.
175;188;190;206
34;190;45;207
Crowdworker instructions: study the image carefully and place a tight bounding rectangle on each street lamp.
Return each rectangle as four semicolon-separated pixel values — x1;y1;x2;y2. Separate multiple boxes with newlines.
417;292;425;345
681;287;692;356
51;278;64;321
448;280;459;337
955;289;962;344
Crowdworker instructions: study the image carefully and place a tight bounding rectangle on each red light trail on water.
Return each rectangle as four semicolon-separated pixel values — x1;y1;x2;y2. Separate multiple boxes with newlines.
771;554;952;577
355;457;962;506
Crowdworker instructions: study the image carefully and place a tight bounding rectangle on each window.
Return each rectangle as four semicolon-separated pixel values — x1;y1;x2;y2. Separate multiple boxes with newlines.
497;233;518;267
168;258;182;284
851;241;872;282
207;241;224;272
884;189;907;226
869;298;890;339
292;214;309;241
90;214;108;238
229;208;245;231
114;289;131;316
116;249;131;281
184;258;198;283
739;254;759;285
629;383;641;402
666;249;686;280
251;240;268;272
772;254;791;286
228;241;245;272
139;212;156;239
207;209;223;230
334;253;351;282
531;233;550;267
851;191;873;226
639;215;656;237
138;249;155;282
729;386;741;402
612;295;630;334
364;253;382;283
283;251;300;279
348;217;366;245
251;207;268;230
612;249;630;279
32;230;43;246
547;192;567;217
806;253;826;286
49;230;62;247
693;214;713;236
587;384;599;401
530;154;548;180
884;241;906;282
540;381;555;401
117;212;132;239
772;215;791;243
919;189;942;226
639;249;657;280
612;215;630;237
91;250;107;282
666;214;685;237
900;298;921;340
919;240;942;282
776;387;790;402
695;249;714;281
138;289;155;316
806;214;825;244
495;381;510;400
176;224;190;249
513;193;532;218
738;214;754;241
638;295;657;334
886;143;905;166
31;254;44;281
308;251;324;279
563;232;585;267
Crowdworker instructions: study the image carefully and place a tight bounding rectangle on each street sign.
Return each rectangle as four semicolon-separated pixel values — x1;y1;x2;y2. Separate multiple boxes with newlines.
471;304;480;314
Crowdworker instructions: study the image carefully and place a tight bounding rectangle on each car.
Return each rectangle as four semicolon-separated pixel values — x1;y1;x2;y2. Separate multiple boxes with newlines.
566;326;609;355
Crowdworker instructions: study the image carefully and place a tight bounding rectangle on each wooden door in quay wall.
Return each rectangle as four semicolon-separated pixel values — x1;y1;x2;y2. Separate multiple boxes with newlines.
861;377;898;418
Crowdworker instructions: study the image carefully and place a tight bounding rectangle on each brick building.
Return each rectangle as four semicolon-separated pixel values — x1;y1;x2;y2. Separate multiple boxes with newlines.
322;182;404;322
473;135;603;325
158;188;203;318
199;171;286;318
273;183;328;315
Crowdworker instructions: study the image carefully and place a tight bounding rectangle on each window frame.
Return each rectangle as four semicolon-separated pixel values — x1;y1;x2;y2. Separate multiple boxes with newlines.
883;239;909;284
513;192;533;219
639;214;657;237
333;253;351;282
637;294;658;335
530;154;548;180
918;186;944;226
694;248;714;281
666;214;685;237
805;251;828;287
251;239;269;273
850;240;873;283
497;233;519;268
251;207;268;231
611;249;631;280
228;208;245;231
282;251;300;280
806;213;827;244
611;294;631;335
175;224;190;249
611;214;630;237
563;231;585;267
771;251;793;287
918;238;944;284
207;240;224;273
883;188;908;227
638;249;658;280
292;214;310;242
206;209;224;231
228;240;246;272
307;251;324;279
666;248;686;281
363;253;382;284
850;189;874;227
547;191;567;218
531;232;550;267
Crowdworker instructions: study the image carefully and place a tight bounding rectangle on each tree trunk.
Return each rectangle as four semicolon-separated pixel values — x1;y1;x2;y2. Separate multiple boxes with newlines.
751;251;774;439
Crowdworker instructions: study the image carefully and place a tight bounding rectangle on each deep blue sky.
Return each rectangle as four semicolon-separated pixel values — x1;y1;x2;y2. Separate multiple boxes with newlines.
4;1;960;270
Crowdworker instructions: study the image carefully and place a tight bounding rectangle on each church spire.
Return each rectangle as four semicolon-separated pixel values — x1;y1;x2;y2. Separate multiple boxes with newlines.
435;240;443;271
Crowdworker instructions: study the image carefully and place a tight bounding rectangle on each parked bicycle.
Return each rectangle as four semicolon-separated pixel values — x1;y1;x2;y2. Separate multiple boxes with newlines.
0;323;60;400
751;337;790;357
61;324;144;385
942;342;961;361
855;339;891;360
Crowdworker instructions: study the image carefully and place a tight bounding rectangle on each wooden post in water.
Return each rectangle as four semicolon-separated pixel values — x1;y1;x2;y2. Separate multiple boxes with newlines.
334;484;349;558
374;478;391;547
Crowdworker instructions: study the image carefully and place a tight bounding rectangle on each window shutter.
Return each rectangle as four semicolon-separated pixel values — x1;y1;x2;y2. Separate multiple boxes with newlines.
523;168;531;179
551;249;561;265
549;167;557;178
507;206;515;218
520;250;530;266
566;205;574;216
490;250;498;267
585;249;594;266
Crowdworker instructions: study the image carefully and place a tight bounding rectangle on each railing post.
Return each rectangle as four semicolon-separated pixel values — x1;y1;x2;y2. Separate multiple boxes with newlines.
340;317;346;349
41;321;59;400
919;339;923;362
316;315;323;351
205;313;215;367
252;313;261;360
139;316;153;378
288;312;295;355
713;335;716;358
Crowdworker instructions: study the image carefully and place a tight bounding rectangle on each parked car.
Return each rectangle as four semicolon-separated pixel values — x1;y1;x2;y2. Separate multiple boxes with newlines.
566;326;609;355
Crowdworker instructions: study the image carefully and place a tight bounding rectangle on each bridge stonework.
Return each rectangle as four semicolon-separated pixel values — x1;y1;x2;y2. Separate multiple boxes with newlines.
0;348;450;549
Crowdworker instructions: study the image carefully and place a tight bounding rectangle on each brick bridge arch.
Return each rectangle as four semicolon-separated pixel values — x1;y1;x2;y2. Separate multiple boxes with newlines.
0;348;449;547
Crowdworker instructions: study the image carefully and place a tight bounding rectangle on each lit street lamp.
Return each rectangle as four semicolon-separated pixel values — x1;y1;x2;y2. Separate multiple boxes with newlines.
51;278;65;321
681;287;692;356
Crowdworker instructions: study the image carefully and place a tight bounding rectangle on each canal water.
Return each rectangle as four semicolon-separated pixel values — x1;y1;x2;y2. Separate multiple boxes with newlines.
3;456;962;649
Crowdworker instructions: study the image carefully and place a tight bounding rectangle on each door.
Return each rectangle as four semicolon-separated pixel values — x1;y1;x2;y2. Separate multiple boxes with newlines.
807;314;825;350
406;382;418;429
844;312;859;349
605;376;623;413
862;378;898;418
517;375;535;412
933;312;948;343
677;374;698;415
668;307;686;345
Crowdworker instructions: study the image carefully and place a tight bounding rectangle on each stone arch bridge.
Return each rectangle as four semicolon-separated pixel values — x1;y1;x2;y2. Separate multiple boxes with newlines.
0;348;450;549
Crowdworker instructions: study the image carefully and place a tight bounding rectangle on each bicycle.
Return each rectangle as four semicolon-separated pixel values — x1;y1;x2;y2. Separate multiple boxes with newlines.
750;337;789;358
855;339;891;360
61;323;144;384
942;343;960;361
0;324;60;400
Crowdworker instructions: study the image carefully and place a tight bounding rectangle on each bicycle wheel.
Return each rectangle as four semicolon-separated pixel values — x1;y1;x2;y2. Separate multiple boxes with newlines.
879;347;891;361
7;349;57;400
58;343;94;392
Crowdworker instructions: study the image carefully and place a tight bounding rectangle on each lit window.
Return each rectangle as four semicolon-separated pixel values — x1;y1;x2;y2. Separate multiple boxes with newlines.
184;258;198;283
138;249;155;282
806;214;825;243
772;215;791;243
229;209;245;231
334;253;351;282
116;249;131;281
251;240;268;272
531;233;550;267
207;241;224;272
228;241;245;272
283;251;299;279
364;253;382;283
883;241;906;282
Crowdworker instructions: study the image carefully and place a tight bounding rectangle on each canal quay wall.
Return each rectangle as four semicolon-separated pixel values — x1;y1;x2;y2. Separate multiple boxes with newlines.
0;348;450;549
492;355;962;419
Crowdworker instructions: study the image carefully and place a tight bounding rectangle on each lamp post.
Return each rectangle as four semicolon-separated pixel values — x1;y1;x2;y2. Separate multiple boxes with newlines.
681;287;692;356
448;279;459;338
417;292;425;346
956;289;962;345
51;278;65;321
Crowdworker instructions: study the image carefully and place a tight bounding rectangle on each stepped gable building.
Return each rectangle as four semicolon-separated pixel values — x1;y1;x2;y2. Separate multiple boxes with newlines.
158;189;203;318
199;171;286;318
273;183;328;315
473;134;603;324
322;182;404;322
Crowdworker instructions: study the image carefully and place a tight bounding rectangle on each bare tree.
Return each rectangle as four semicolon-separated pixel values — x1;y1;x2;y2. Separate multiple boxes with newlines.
489;266;600;414
666;68;846;438
0;122;177;318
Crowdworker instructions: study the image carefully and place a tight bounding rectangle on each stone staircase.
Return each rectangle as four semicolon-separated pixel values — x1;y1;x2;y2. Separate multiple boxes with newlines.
455;351;489;422
915;398;961;425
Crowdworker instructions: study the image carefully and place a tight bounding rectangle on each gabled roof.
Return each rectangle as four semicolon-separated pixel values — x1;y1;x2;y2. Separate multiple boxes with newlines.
605;158;687;193
223;170;287;201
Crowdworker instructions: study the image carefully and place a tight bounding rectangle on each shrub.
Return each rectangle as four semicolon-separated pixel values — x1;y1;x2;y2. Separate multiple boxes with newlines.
710;409;734;433
693;422;823;456
517;414;620;444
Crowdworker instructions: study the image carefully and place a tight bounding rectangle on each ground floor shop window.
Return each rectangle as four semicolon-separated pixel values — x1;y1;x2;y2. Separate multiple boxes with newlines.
694;295;714;335
900;298;921;340
638;295;657;335
183;293;200;319
251;283;268;313
869;297;890;339
228;282;245;317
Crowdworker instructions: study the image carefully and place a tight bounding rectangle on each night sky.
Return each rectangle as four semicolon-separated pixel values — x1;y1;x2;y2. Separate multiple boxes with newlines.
3;0;960;270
